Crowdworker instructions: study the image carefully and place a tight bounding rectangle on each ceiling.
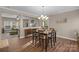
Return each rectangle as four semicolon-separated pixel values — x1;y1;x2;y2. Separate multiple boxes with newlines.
2;6;79;17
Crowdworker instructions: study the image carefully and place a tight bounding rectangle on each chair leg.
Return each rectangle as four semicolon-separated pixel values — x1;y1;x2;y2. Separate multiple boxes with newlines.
53;38;56;46
48;39;52;48
55;37;56;43
39;39;41;46
35;37;37;47
32;36;34;44
51;39;52;48
47;39;49;47
41;39;44;51
54;33;56;43
54;42;55;46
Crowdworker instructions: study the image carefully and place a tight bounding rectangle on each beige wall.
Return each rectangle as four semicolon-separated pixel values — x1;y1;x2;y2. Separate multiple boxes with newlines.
0;15;2;40
49;10;79;41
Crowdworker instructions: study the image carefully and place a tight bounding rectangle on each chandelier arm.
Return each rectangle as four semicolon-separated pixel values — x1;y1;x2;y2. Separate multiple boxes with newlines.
38;6;48;20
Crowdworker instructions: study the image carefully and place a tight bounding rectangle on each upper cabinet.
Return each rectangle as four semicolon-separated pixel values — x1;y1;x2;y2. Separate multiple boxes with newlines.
23;19;28;27
23;17;39;28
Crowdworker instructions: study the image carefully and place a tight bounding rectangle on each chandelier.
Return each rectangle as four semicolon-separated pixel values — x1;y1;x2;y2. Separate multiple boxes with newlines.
38;6;48;20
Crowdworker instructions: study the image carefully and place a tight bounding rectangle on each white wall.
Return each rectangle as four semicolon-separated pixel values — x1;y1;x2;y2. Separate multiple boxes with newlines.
49;10;79;41
0;15;2;40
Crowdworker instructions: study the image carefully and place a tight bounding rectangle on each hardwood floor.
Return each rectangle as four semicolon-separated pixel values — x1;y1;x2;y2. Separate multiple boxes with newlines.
0;36;79;52
22;38;79;52
0;37;32;52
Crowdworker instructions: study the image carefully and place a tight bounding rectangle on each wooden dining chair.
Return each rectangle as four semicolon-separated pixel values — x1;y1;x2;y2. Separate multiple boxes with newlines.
38;30;44;46
39;32;47;51
48;32;53;48
53;30;56;46
48;28;56;47
32;29;39;46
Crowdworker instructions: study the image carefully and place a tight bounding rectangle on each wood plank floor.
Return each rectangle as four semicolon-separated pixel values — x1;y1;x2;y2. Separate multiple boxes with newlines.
22;38;79;52
0;37;32;52
0;36;79;52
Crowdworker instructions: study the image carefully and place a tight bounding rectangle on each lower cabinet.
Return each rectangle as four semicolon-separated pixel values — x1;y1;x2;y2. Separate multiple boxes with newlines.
77;36;79;47
24;28;37;37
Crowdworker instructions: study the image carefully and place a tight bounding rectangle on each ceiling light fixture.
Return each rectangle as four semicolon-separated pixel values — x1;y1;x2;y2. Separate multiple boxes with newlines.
38;6;48;20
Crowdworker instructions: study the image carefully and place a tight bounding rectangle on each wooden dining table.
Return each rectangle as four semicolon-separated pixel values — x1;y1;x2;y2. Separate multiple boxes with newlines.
37;29;52;52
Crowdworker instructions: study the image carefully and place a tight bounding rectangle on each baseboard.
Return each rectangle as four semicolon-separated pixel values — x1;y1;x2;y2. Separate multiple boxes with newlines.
57;35;77;41
20;36;25;39
19;35;77;41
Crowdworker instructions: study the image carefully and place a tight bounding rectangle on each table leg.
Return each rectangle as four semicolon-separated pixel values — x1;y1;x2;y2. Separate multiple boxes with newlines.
45;34;48;52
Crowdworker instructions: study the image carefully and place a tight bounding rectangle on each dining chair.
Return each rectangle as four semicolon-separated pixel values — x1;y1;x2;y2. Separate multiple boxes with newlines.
53;30;56;46
38;30;44;46
48;28;56;47
39;32;46;51
32;29;39;46
48;32;53;48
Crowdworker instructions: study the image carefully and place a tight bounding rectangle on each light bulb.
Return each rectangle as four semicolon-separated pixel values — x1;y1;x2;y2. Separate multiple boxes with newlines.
38;17;40;19
46;17;48;20
41;15;44;17
45;16;47;18
43;16;45;19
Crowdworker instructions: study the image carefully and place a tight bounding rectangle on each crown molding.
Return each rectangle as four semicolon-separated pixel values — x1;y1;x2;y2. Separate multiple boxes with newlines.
0;7;38;18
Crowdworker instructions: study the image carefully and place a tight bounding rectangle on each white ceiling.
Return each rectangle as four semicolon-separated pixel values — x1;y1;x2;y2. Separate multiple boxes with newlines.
2;6;79;17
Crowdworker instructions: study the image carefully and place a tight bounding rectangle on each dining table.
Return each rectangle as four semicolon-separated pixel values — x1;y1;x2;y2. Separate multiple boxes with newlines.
37;29;52;52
